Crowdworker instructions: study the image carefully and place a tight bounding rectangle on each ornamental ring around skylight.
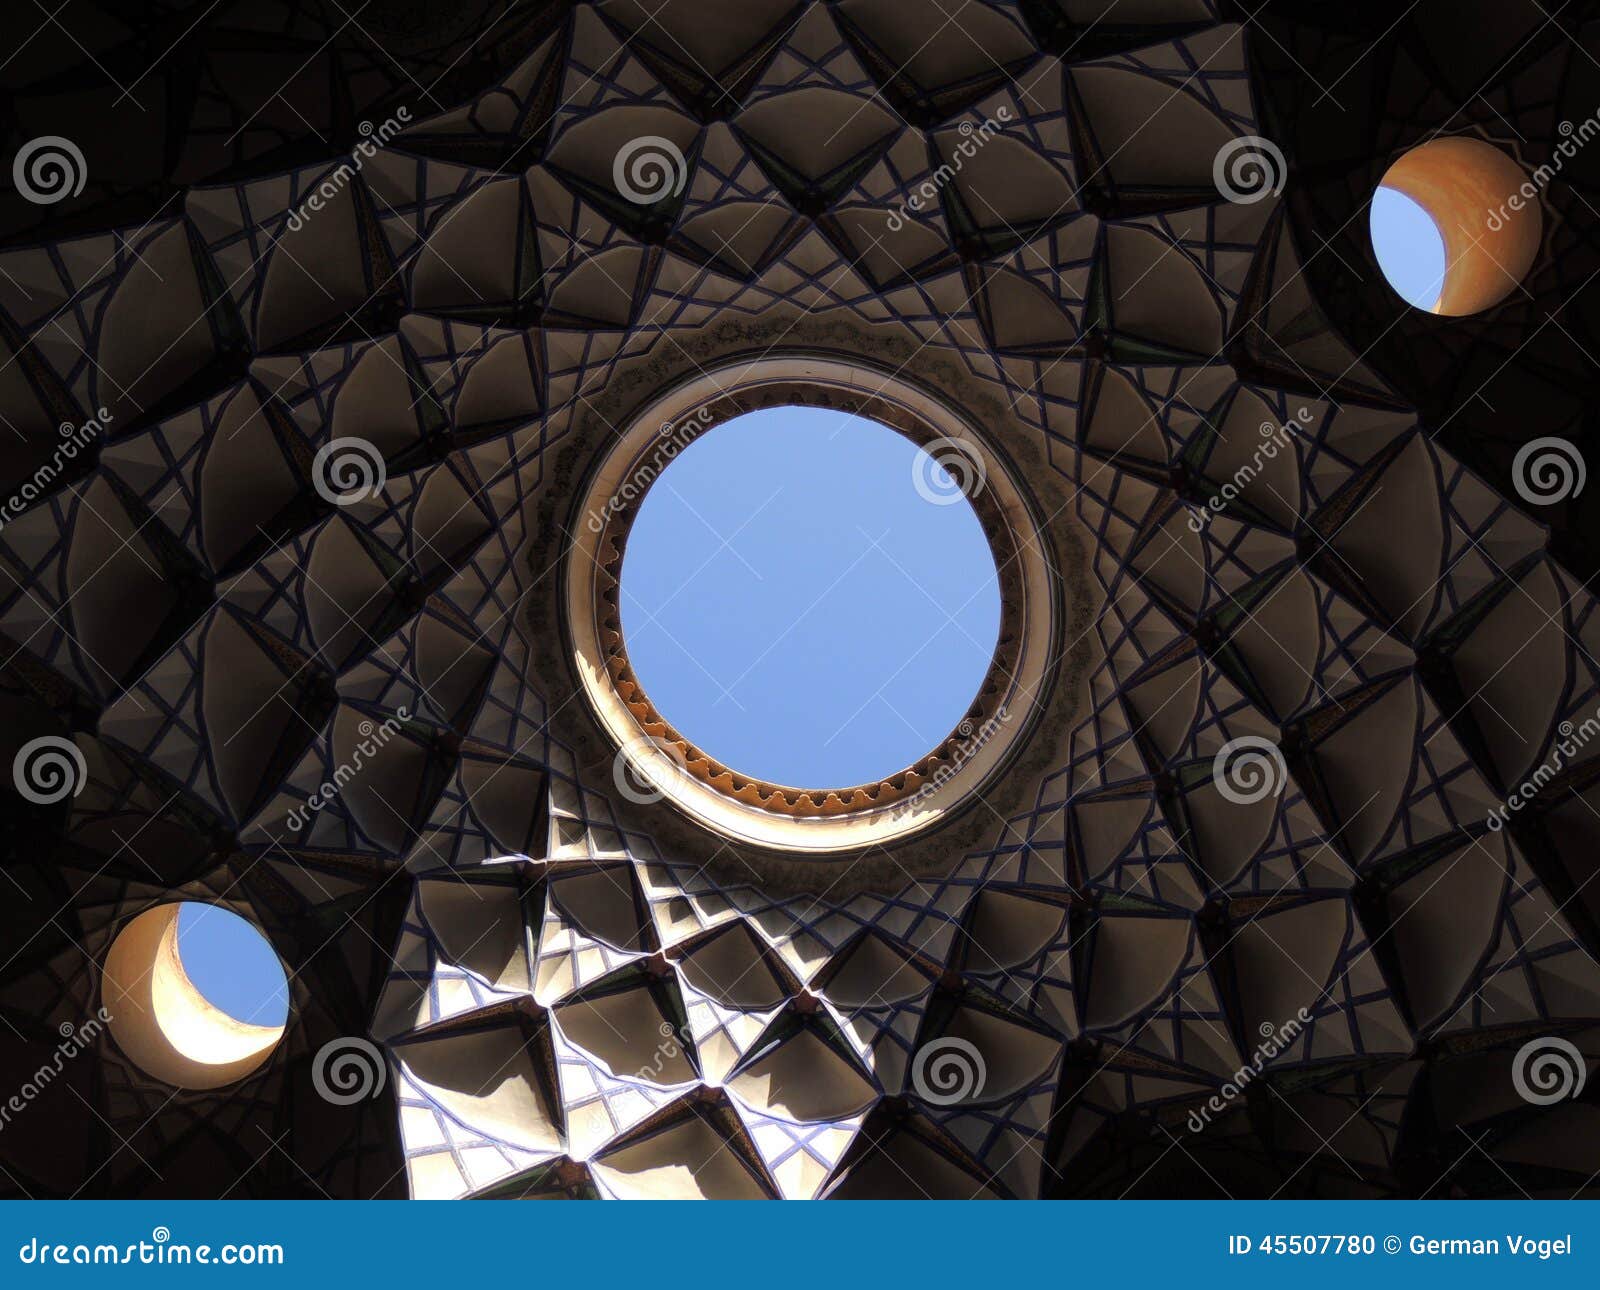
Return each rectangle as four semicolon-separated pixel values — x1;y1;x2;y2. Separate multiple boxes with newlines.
549;351;1085;865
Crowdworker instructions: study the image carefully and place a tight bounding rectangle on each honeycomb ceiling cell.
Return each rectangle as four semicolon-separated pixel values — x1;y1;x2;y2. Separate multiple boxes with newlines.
2;0;1598;1205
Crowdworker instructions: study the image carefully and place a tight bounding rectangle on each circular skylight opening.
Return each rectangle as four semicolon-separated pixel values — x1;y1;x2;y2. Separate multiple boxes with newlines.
564;354;1062;857
1371;136;1541;315
103;903;288;1089
620;406;1002;789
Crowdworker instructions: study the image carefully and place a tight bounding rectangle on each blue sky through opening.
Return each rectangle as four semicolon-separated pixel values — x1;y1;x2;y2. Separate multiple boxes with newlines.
620;406;1002;788
1370;186;1448;310
176;903;289;1028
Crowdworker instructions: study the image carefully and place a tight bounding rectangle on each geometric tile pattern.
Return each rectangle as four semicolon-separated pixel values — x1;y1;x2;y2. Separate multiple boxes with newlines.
2;2;1597;1200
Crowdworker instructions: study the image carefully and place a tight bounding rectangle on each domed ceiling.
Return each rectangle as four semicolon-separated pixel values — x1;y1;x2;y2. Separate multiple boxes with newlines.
1;0;1597;1200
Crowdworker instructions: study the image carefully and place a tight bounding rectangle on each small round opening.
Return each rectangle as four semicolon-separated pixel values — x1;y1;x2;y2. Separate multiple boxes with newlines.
103;903;287;1089
1371;136;1541;315
176;903;290;1029
1369;187;1447;311
619;406;1002;789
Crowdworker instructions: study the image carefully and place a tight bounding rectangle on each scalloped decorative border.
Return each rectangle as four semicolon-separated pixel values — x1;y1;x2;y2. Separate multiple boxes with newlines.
592;378;1026;817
